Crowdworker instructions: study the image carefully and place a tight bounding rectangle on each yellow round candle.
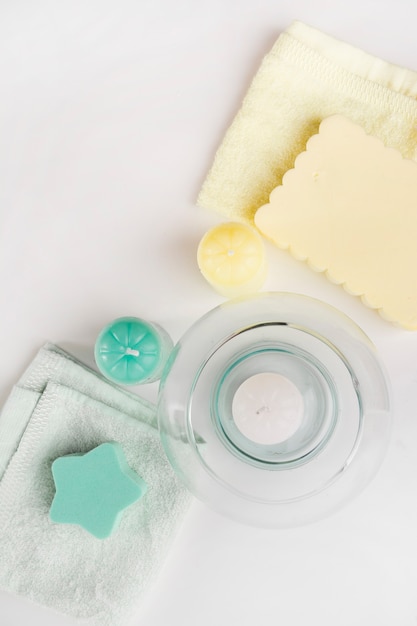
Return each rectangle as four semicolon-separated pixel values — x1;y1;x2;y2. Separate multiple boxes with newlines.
197;222;267;298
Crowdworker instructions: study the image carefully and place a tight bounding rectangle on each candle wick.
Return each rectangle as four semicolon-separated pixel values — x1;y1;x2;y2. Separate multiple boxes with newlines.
125;348;140;357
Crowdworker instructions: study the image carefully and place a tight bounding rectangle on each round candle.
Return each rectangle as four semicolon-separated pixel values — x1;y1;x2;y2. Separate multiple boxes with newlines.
197;222;267;298
95;316;173;385
231;372;304;445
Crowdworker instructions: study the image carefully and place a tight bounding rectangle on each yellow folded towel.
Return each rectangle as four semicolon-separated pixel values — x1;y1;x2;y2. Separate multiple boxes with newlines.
197;21;417;223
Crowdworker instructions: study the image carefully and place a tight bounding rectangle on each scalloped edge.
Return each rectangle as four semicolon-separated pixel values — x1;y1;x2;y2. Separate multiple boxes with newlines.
255;115;417;330
260;230;417;329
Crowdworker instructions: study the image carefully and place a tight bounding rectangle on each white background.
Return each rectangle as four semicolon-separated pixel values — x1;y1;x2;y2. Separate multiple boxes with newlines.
1;1;417;624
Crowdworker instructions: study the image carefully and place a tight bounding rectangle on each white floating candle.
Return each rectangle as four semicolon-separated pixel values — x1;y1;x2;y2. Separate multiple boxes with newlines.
232;372;304;445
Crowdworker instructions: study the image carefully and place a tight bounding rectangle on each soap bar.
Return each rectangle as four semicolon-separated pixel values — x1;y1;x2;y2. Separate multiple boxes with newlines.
50;442;147;539
95;317;173;385
197;222;267;298
255;115;417;329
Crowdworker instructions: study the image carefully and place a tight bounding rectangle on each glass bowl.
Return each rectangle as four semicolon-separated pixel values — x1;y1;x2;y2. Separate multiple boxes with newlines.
157;293;391;527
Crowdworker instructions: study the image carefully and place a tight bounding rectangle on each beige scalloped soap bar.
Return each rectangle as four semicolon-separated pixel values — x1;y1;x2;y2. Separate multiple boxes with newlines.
255;115;417;329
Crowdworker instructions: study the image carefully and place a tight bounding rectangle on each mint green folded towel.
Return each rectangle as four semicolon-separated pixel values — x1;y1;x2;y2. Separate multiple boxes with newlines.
0;344;191;626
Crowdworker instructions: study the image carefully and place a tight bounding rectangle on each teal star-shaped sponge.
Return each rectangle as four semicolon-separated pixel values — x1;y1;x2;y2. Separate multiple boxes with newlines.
50;442;147;539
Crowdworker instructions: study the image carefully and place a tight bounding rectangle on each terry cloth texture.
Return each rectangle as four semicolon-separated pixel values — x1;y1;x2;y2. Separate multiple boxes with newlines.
0;343;191;626
197;21;417;223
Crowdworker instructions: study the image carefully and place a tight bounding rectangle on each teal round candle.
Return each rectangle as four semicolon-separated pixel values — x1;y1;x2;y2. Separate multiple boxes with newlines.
95;317;173;385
